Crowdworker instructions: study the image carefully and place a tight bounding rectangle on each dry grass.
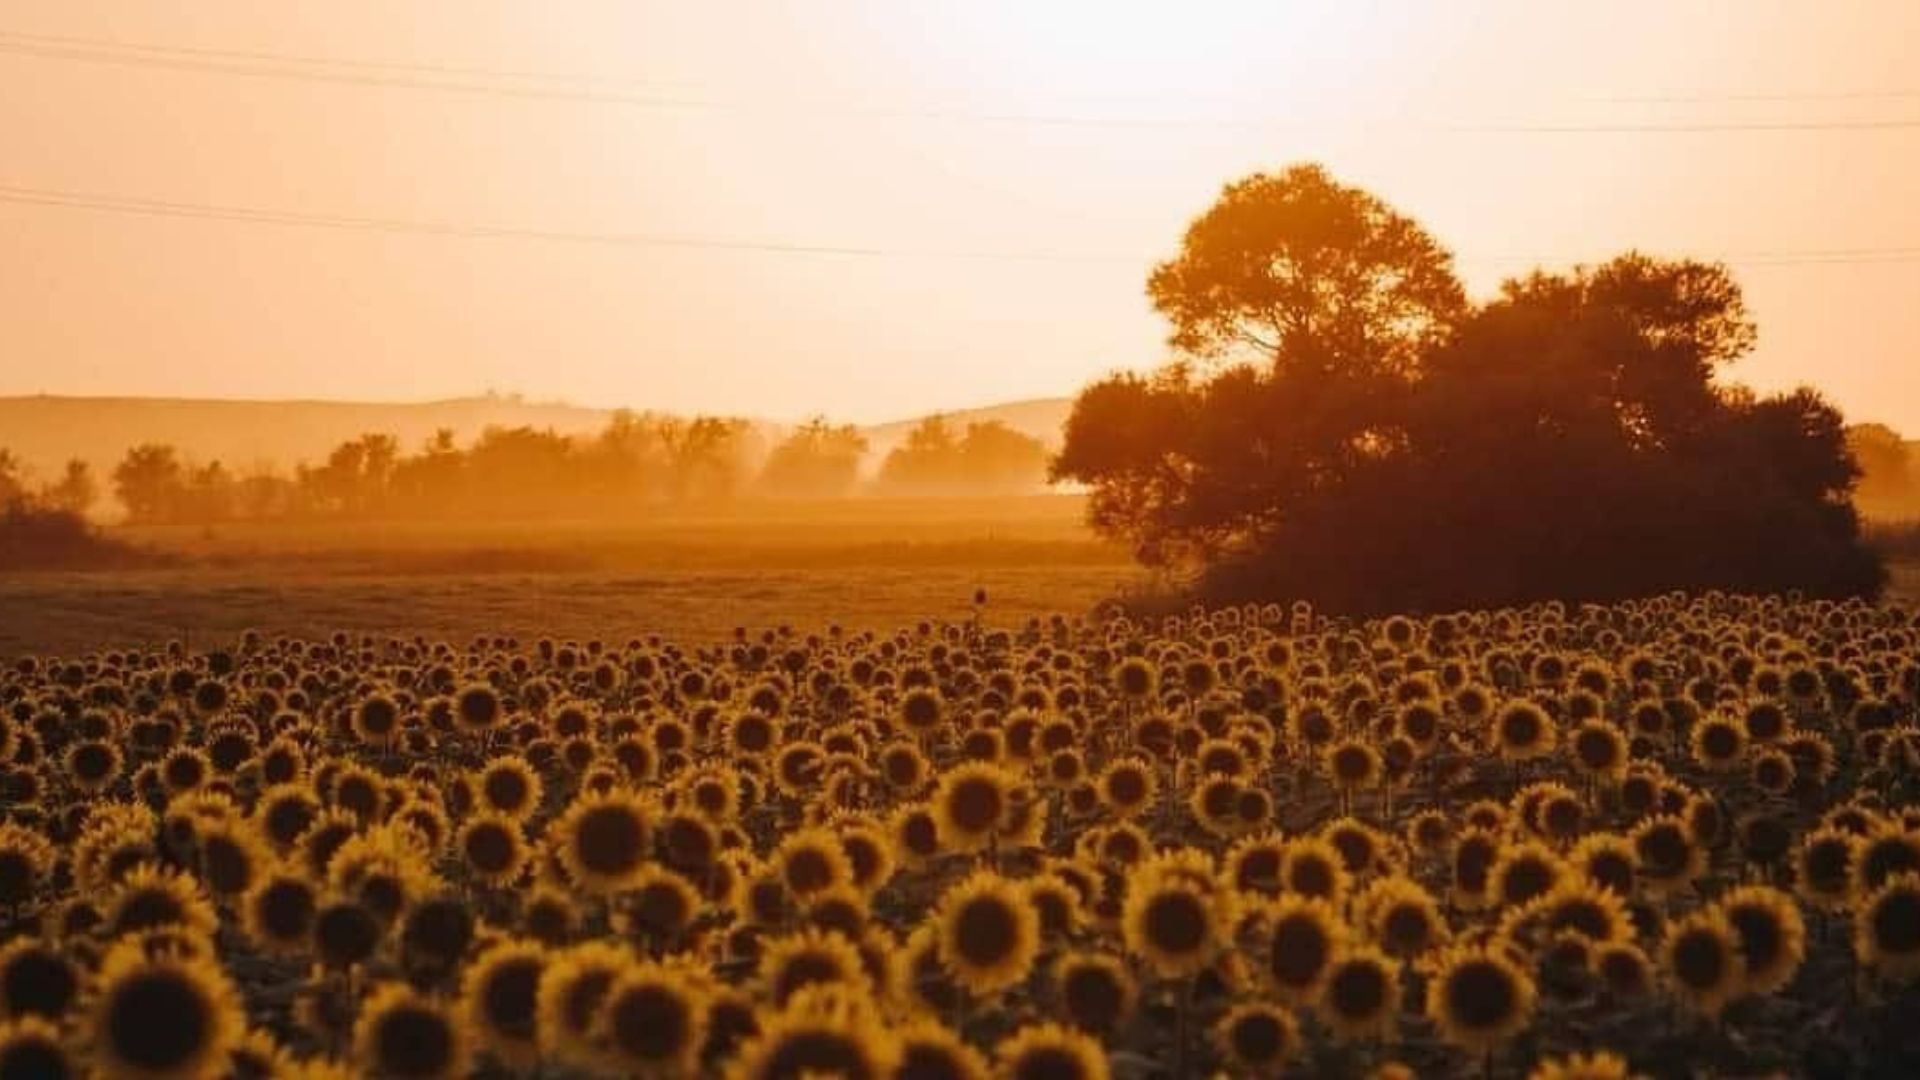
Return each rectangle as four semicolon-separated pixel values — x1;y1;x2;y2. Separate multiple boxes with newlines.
0;497;1141;656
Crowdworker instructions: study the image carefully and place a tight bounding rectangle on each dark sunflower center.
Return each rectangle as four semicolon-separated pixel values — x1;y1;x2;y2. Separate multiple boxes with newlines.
956;898;1020;965
109;972;209;1072
949;780;1003;834
576;806;645;876
257;881;316;941
480;959;540;1041
1229;1011;1286;1063
1269;918;1330;987
1;948;76;1019
1062;966;1124;1029
609;984;692;1062
1445;962;1516;1030
375;1006;455;1078
1328;962;1388;1016
1672;931;1728;989
764;1029;872;1080
1874;891;1920;954
1143;891;1208;955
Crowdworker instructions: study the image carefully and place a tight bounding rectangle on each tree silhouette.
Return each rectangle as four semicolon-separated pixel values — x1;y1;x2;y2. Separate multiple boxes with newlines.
1059;163;1881;612
761;417;868;497
112;444;186;524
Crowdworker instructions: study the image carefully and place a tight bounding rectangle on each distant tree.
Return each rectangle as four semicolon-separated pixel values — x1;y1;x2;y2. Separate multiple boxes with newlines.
41;459;97;517
663;416;753;502
113;443;186;524
956;421;1050;492
1849;423;1913;512
1059;163;1880;611
879;415;963;490
760;417;868;497
0;449;24;507
179;461;238;522
880;416;1051;494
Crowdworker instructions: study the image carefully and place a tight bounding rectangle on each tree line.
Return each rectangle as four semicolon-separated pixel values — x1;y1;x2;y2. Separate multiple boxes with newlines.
0;411;1051;526
1055;163;1885;613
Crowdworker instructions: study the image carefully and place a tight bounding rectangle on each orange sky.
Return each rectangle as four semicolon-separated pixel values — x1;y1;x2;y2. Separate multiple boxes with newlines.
2;2;1918;429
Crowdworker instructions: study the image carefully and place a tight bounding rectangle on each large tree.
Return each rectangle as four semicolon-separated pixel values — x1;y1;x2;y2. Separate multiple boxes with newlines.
1058;163;1881;611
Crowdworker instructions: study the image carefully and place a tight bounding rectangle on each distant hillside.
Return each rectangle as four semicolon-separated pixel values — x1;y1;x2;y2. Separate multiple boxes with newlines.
0;393;1076;481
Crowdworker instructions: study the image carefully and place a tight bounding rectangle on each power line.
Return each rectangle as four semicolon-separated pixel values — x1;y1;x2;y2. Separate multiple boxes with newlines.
4;181;1920;269
6;29;1920;134
0;183;1144;263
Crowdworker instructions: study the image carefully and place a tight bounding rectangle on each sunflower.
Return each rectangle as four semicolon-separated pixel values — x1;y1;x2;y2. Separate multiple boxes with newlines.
725;984;895;1080
935;872;1040;995
1490;841;1567;910
475;755;543;820
241;870;318;956
894;1018;990;1080
1492;700;1556;760
254;784;321;852
458;814;529;888
837;821;895;898
1095;757;1158;819
1450;828;1504;911
1630;815;1701;896
462;939;549;1067
1851;823;1920;897
1690;715;1748;771
353;983;467;1079
1567;719;1628;781
0;940;78;1022
931;763;1015;853
1794;826;1857;911
1318;946;1400;1041
619;866;702;945
773;827;854;902
892;924;965;1017
1280;836;1349;904
1051;952;1136;1036
0;1016;75;1080
554;791;654;895
1854;873;1920;981
0;824;53;913
996;1022;1109;1080
1661;910;1744;1015
106;865;220;942
82;940;242;1080
401;896;477;981
454;683;504;733
594;961;710;1076
65;738;123;794
536;941;629;1067
878;742;931;794
1713;885;1805;997
1264;896;1346;1005
1325;738;1383;793
1362;876;1447;961
1426;945;1536;1055
1212;1002;1299;1077
1592;941;1655;1001
1122;857;1231;980
759;928;869;1006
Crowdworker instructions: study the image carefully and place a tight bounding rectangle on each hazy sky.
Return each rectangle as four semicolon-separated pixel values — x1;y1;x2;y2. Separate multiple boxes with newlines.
3;2;1919;428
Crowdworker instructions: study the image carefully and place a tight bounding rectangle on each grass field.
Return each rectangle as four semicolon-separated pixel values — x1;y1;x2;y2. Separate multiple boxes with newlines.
5;496;1917;658
0;497;1144;656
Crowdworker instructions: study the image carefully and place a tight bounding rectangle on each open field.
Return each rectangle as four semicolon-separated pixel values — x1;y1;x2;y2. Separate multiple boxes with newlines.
0;497;1144;657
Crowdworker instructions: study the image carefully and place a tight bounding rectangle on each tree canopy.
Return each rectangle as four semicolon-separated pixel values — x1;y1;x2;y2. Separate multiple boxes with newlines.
1057;163;1882;613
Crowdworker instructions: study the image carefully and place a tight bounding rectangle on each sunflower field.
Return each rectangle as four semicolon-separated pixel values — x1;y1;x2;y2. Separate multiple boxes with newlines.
0;592;1917;1078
